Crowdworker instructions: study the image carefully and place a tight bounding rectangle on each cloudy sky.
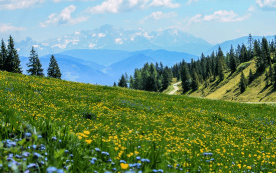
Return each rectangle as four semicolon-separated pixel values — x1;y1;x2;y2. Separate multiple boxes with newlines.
0;0;275;44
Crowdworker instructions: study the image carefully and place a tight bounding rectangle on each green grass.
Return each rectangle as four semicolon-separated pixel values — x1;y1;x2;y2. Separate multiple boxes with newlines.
1;71;276;172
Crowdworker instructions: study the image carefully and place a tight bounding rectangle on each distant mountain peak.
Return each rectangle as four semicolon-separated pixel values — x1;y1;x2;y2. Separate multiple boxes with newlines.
98;24;114;33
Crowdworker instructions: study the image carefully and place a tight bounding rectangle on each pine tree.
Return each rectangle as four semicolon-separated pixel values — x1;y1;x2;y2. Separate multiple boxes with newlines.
0;39;7;70
113;82;117;87
5;35;22;73
133;69;142;90
47;55;62;79
27;47;44;76
218;59;224;81
248;69;254;84
181;63;191;93
248;33;254;60
229;45;237;73
118;74;127;88
129;75;134;89
191;68;199;90
261;37;271;66
239;71;247;93
161;67;171;91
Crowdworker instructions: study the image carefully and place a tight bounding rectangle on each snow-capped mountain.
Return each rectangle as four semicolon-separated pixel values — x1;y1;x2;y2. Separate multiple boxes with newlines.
16;25;212;57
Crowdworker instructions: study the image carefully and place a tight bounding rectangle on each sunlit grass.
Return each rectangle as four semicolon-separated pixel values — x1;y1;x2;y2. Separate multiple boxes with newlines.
1;70;276;172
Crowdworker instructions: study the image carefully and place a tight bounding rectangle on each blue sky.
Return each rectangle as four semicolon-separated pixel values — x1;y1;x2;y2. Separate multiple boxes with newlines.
0;0;275;44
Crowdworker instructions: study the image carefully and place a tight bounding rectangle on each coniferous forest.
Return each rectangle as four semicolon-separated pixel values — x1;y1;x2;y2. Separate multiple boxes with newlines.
118;34;276;94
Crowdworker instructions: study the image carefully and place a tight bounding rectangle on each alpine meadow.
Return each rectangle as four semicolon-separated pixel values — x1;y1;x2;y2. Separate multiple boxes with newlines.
1;0;276;173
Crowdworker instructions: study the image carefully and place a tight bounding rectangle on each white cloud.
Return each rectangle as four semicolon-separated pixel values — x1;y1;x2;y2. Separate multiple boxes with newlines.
186;0;198;5
87;0;150;14
86;0;179;14
40;5;88;27
248;5;256;11
188;10;250;24
0;0;44;10
0;22;26;32
52;0;93;2
141;11;177;23
149;0;180;8
256;0;276;10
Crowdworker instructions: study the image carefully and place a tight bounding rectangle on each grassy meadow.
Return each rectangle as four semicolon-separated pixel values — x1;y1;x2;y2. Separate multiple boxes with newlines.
0;70;276;172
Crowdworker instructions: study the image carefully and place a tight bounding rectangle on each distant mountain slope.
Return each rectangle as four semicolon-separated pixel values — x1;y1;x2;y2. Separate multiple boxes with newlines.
205;35;276;56
106;54;157;79
15;24;213;57
58;49;198;67
20;55;114;85
58;49;132;67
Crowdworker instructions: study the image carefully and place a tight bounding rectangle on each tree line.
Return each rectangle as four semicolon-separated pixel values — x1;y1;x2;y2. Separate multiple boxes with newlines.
177;34;276;94
0;35;61;79
116;62;173;92
117;34;276;94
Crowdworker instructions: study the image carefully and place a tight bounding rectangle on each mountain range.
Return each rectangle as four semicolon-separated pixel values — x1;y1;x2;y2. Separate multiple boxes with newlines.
15;24;276;86
20;49;197;85
15;25;212;57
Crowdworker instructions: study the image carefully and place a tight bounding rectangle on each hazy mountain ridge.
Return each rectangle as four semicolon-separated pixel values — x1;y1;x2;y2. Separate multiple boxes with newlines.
15;25;212;57
204;35;276;56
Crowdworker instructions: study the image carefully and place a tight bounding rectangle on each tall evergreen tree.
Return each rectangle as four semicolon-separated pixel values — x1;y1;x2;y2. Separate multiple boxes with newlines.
181;63;191;93
133;69;142;90
5;35;22;73
113;82;117;87
229;45;237;73
261;37;271;66
218;59;224;81
0;39;7;70
27;47;44;76
247;33;254;60
129;75;134;89
47;55;62;79
118;74;127;88
239;71;247;93
191;68;199;90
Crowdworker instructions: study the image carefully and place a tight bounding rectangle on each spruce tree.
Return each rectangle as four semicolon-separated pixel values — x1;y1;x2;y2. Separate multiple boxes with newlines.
181;64;191;93
191;68;199;90
218;60;224;81
5;35;22;73
248;34;254;60
239;71;247;93
0;39;7;70
129;75;134;89
118;74;127;88
133;69;142;90
27;47;44;76
113;82;117;87
229;45;237;73
261;37;271;66
47;55;62;79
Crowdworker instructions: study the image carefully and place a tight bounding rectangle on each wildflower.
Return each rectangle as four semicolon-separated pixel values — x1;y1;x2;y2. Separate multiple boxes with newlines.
83;130;90;135
85;139;92;144
120;163;129;169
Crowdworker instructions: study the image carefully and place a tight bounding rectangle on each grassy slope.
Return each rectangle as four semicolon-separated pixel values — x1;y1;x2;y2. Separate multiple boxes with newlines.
1;71;276;172
179;58;276;103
